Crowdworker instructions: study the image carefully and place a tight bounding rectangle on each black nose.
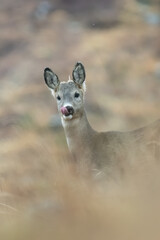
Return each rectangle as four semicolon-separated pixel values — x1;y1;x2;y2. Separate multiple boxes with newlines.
66;106;74;115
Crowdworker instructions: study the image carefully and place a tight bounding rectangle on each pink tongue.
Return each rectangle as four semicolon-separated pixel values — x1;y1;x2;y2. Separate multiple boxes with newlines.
61;107;69;116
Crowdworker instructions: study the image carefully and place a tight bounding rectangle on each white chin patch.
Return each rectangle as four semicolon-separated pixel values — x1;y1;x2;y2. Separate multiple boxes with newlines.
63;115;73;120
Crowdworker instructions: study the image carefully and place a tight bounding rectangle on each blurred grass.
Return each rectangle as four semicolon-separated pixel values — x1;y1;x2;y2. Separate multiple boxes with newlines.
0;0;160;239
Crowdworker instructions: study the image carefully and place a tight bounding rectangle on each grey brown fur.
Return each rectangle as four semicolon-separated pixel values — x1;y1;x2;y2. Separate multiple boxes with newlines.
44;63;160;177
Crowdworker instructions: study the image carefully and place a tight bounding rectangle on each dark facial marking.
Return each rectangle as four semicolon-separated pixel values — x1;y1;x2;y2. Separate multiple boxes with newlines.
74;92;80;98
57;95;61;101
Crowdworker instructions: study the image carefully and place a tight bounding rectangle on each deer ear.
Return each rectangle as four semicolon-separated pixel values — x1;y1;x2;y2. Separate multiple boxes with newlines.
44;68;60;91
72;62;86;87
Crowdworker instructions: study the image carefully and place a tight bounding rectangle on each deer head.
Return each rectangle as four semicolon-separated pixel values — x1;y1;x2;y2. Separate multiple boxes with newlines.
44;62;86;121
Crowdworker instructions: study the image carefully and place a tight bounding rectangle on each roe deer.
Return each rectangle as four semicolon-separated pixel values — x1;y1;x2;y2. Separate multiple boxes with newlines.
44;62;160;177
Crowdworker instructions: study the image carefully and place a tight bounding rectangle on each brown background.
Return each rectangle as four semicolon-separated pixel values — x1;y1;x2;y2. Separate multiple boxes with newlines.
0;0;160;239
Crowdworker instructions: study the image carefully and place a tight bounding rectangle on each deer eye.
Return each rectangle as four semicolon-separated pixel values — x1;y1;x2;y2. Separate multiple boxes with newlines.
57;95;61;101
74;92;80;98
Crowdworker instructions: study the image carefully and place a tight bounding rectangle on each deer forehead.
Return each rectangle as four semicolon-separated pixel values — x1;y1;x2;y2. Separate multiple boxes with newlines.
58;81;80;94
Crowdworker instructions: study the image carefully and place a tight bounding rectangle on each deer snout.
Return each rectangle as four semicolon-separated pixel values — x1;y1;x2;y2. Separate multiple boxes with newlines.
66;106;74;115
61;106;74;116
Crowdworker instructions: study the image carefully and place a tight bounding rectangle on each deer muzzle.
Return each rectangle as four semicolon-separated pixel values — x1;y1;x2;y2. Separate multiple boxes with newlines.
61;106;74;116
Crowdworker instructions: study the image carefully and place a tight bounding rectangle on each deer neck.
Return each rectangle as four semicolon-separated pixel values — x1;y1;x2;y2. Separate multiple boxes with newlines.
61;110;96;160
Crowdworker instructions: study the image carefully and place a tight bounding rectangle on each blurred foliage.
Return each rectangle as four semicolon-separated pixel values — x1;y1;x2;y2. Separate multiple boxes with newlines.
0;0;160;239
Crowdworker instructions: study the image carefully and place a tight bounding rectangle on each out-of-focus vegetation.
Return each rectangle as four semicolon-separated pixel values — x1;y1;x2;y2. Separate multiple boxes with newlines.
0;0;160;239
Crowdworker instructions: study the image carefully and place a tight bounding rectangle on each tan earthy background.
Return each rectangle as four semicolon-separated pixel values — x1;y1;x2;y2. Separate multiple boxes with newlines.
0;0;160;239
